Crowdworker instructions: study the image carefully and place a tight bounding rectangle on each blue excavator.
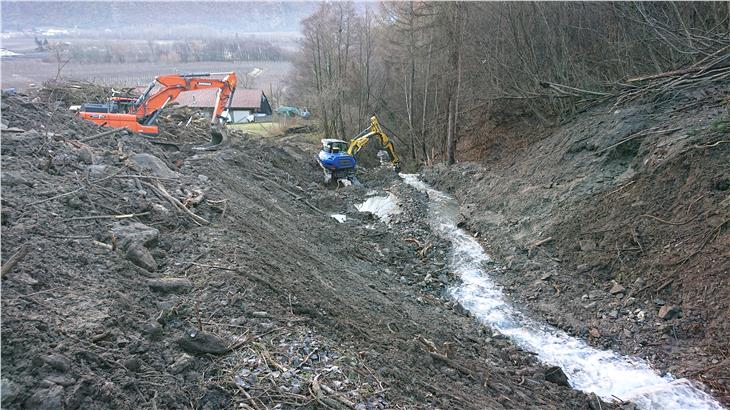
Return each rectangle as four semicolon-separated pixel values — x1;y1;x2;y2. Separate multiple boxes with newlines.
317;116;401;184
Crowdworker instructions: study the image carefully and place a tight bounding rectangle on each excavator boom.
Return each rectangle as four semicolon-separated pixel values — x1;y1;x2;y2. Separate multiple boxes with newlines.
347;116;401;172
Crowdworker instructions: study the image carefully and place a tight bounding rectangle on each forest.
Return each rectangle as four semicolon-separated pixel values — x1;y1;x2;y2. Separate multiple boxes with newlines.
290;2;730;164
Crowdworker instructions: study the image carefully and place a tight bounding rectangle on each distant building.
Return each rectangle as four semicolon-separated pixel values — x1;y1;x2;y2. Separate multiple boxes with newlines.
173;88;272;123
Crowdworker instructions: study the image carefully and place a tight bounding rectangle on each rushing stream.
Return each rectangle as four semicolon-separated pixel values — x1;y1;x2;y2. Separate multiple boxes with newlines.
397;174;723;410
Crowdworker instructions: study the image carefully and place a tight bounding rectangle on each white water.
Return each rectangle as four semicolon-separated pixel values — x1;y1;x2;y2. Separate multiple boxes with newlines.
355;193;401;222
401;174;723;410
330;214;347;223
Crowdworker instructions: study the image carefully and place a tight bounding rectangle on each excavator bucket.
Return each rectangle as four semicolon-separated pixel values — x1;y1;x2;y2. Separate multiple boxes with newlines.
193;124;229;151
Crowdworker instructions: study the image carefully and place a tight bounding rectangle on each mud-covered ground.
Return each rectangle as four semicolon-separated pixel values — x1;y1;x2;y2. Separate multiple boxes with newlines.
1;89;622;409
423;84;729;405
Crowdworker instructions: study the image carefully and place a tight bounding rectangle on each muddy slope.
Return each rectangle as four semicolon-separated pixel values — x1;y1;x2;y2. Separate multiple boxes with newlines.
424;85;729;404
1;90;618;409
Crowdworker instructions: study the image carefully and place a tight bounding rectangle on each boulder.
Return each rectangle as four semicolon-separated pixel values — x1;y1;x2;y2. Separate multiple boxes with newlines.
1;172;33;187
111;222;159;250
126;243;158;272
544;366;570;387
41;354;72;372
658;305;681;320
578;240;597;252
609;282;626;295
148;278;193;294
177;331;229;355
24;386;63;410
1;379;19;405
127;153;179;178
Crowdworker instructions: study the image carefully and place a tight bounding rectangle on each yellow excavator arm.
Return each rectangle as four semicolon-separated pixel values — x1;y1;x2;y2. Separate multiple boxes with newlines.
347;116;401;172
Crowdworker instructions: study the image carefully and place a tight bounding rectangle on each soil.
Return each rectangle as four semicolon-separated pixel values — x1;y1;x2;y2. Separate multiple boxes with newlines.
423;83;730;405
1;86;624;409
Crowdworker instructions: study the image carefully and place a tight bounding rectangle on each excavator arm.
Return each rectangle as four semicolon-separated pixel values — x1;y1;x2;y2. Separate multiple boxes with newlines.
132;73;237;127
347;116;401;172
78;72;236;148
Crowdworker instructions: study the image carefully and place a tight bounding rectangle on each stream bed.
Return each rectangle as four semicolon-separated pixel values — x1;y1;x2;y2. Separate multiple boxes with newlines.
399;174;723;410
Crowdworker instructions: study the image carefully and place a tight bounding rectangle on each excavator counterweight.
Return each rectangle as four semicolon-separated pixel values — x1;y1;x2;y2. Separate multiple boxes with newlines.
75;72;237;149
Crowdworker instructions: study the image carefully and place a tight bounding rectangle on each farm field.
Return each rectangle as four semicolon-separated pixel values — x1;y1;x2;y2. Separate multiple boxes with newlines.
1;58;291;90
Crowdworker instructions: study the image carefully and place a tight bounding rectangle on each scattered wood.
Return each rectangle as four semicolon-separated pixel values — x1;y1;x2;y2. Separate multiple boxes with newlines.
597;127;681;154
641;213;695;226
65;212;150;222
80;127;124;143
251;173;326;215
404;236;423;248
527;237;553;257
539;81;610;97
29;187;84;206
142;181;209;225
693;140;729;149
92;240;114;250
1;244;30;277
429;351;476;378
319;384;357;409
605;181;635;197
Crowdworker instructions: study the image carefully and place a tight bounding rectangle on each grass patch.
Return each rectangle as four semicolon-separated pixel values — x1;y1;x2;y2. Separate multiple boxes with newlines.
230;122;284;137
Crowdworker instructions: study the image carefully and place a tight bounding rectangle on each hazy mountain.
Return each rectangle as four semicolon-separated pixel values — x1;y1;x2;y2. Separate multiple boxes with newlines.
1;1;318;37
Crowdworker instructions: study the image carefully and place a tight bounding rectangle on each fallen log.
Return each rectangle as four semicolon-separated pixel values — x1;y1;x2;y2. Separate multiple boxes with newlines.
80;127;124;143
1;244;30;277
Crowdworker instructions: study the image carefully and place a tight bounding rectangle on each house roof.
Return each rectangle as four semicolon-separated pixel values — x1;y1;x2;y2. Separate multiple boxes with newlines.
173;88;265;110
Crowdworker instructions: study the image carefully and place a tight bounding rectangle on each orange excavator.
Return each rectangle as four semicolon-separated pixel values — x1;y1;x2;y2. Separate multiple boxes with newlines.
77;72;237;148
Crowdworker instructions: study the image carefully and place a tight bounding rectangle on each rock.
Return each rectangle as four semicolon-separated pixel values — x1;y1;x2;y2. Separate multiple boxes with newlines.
177;331;229;355
587;392;603;410
576;264;591;273
111;222;159;249
609;283;625;295
1;172;33;187
544;366;570;387
24;386;63;410
127;153;180;178
658;305;681;320
148;278;193;294
540;272;553;281
86;164;108;177
169;354;194;374
440;366;458;379
609;310;619;319
64;377;93;409
123;357;141;372
1;378;19;404
43;375;76;387
588;290;604;300
142;322;162;340
78;147;94;164
42;354;72;372
578;239;596;252
126;243;158;272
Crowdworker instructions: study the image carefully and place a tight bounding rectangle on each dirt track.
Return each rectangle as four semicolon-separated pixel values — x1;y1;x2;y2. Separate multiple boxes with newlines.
1;90;621;409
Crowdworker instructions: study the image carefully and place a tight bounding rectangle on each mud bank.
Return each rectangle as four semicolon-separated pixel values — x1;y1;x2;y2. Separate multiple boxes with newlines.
422;84;729;405
2;87;622;409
